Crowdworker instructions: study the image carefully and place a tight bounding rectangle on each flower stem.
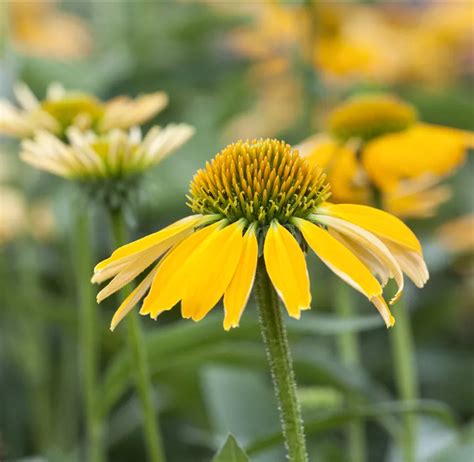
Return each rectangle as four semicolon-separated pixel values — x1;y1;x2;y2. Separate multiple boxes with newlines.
334;281;367;462
254;258;309;462
75;208;105;462
390;298;418;462
109;207;166;462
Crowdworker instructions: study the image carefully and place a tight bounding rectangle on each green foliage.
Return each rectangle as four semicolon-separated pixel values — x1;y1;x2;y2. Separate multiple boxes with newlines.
212;435;249;462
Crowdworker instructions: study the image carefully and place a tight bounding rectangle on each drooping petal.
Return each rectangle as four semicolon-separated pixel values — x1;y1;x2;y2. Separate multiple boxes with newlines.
110;264;160;331
318;203;422;253
140;221;223;318
96;247;164;303
295;218;383;299
181;220;246;322
314;214;404;304
94;214;206;272
372;296;395;328
223;225;258;330
263;221;311;318
383;241;429;288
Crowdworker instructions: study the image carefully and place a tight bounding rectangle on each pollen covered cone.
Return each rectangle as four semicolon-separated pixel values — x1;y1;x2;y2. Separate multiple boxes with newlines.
93;139;429;331
329;94;418;143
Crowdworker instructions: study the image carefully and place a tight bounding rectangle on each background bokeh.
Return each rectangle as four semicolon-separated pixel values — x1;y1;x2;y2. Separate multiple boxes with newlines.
0;1;473;461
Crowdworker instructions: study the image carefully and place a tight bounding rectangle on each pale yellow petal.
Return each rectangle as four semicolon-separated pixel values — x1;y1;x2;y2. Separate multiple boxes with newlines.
140;221;222;318
295;218;382;299
182;220;245;322
315;214;404;304
318;203;422;253
263;221;311;318
110;264;159;331
94;214;204;272
372;296;395;328
223;226;258;330
383;241;429;288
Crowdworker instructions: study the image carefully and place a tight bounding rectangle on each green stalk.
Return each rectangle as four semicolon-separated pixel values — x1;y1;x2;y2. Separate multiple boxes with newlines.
390;299;418;462
109;207;166;462
254;258;309;462
75;208;105;462
334;281;367;462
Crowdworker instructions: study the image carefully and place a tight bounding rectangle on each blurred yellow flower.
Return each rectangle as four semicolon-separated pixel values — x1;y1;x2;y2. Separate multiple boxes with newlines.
436;214;474;255
21;124;194;181
8;0;92;59
92;139;428;331
298;94;473;218
221;2;473;89
0;82;169;139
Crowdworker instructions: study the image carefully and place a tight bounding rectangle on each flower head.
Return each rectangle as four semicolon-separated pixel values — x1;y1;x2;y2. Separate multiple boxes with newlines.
328;94;418;142
298;93;473;218
93;139;428;331
21;125;194;181
0;82;169;139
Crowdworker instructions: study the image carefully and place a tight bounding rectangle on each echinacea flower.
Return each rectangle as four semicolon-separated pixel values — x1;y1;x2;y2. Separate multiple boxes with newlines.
0;82;169;139
298;94;473;218
92;139;428;331
20;125;194;182
10;0;92;59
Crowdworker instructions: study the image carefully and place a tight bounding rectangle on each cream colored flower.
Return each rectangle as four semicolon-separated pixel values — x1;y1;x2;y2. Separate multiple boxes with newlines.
20;124;194;181
0;82;169;139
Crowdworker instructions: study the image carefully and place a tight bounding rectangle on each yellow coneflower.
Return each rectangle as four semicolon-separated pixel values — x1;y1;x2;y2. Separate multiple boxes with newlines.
0;82;169;139
298;94;473;218
20;124;194;182
9;0;92;59
92;139;428;331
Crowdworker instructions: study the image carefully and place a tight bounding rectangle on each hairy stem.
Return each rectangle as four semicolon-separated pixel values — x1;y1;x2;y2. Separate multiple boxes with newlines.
254;258;309;462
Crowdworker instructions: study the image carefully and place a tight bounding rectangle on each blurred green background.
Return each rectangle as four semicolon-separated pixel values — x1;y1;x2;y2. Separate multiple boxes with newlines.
0;1;473;461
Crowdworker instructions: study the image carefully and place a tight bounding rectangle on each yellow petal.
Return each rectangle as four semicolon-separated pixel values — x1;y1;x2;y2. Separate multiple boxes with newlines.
96;247;163;303
110;264;159;331
383;241;429;288
318;203;422;253
363;123;470;190
372;296;395;328
295;218;382;299
95;214;205;272
182;220;246;322
140;221;222;318
263;221;311;318
314;214;404;304
223;226;258;330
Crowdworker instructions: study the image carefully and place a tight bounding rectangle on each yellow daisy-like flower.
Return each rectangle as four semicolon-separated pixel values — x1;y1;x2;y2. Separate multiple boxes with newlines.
298;94;473;217
92;139;428;331
0;82;169;139
20;124;194;181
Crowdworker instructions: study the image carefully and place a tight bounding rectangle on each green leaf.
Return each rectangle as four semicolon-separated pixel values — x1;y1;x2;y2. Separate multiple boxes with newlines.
100;312;387;414
212;435;249;462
